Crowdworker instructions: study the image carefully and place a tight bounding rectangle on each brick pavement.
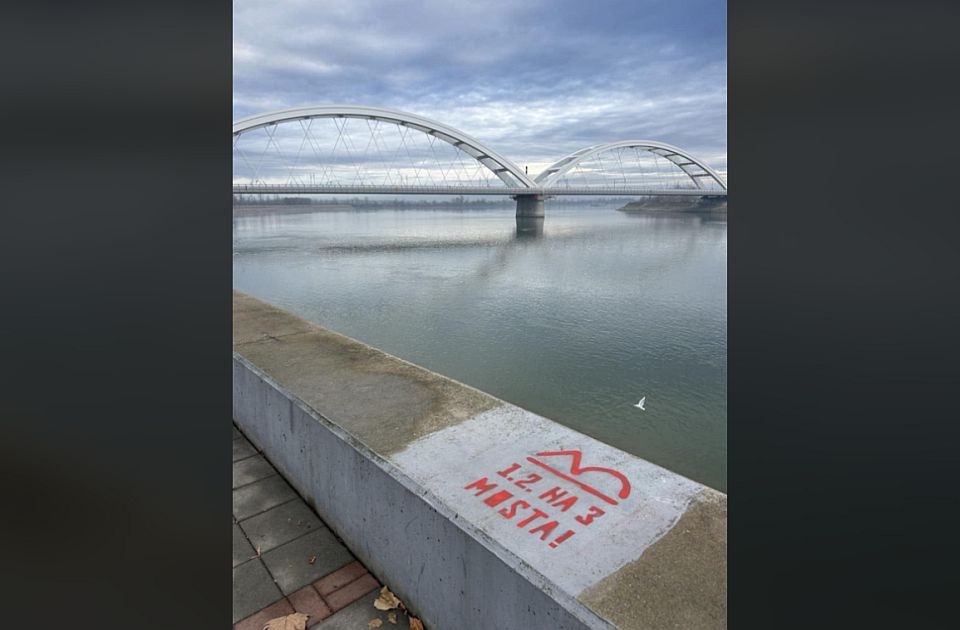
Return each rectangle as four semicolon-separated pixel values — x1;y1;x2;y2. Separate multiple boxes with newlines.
233;424;412;629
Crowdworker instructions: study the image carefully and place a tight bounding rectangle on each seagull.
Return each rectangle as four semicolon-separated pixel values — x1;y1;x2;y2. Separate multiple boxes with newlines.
634;397;646;410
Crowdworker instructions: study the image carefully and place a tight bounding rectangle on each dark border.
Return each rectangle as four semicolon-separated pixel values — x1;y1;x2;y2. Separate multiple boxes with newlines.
0;3;232;627
729;1;960;627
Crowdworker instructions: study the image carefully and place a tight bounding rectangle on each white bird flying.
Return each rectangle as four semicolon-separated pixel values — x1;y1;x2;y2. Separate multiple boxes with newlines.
634;397;646;410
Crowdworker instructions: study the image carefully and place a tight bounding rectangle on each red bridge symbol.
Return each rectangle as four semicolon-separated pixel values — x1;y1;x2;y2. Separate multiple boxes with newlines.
526;450;632;506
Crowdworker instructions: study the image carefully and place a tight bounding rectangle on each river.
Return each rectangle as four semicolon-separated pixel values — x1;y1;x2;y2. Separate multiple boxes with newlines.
233;203;727;491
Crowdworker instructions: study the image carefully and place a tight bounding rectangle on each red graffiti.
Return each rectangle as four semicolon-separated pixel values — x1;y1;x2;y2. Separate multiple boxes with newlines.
464;477;497;495
575;505;606;526
529;519;560;540
462;452;631;551
514;473;542;492
498;499;530;520
496;463;521;479
484;489;515;507
549;529;576;548
526;450;631;505
516;508;549;528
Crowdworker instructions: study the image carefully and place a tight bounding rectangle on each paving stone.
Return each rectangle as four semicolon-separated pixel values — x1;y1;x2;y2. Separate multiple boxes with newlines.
233;436;257;462
234;454;276;489
313;584;410;629
240;500;323;554
233;475;298;521
322;573;380;612
233;425;242;439
288;586;333;627
262;528;355;595
233;522;256;568
234;597;295;630
313;560;367;597
233;559;283;623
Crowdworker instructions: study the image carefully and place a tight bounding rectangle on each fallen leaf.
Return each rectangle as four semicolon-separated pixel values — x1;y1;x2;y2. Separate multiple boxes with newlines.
307;555;317;565
262;612;309;630
368;619;383;628
256;545;262;557
387;611;397;625
409;617;424;630
373;586;401;611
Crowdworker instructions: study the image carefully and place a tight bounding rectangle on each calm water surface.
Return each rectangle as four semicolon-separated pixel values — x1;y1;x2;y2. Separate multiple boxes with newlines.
233;205;726;491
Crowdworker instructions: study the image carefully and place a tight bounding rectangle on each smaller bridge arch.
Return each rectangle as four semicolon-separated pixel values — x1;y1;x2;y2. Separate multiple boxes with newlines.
233;105;537;189
534;140;726;191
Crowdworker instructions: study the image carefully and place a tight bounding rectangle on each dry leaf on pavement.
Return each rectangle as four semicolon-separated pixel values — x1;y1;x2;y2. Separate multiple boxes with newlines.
262;612;309;630
387;611;397;624
373;586;401;611
409;617;424;630
307;555;317;565
368;619;383;629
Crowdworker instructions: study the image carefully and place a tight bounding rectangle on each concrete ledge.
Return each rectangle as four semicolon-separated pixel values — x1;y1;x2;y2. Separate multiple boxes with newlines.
233;291;726;629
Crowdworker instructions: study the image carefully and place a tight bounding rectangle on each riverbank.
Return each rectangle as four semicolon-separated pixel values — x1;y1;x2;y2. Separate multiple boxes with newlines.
618;196;727;214
233;290;726;629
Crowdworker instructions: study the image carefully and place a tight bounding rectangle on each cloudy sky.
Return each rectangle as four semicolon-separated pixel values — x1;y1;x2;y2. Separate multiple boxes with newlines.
233;0;726;177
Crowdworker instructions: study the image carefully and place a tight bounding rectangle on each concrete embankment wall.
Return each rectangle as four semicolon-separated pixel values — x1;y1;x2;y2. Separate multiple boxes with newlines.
233;291;726;630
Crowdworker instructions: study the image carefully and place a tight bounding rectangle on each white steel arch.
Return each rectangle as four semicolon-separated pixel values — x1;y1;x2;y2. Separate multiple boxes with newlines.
534;140;727;190
233;105;537;189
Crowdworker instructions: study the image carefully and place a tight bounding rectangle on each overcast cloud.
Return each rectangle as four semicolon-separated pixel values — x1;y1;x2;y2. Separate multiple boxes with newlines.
234;0;726;176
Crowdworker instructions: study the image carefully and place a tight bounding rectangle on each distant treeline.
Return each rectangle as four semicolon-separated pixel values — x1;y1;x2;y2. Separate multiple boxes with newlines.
232;194;514;209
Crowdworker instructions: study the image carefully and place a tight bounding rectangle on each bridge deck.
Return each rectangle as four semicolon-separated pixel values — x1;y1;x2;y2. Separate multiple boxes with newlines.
232;184;727;197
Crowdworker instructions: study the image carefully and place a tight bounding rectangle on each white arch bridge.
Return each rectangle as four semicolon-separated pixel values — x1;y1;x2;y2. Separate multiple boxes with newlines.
233;105;726;217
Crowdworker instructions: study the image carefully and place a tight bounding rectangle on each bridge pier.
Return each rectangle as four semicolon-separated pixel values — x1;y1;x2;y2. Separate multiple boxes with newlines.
515;215;544;238
514;193;545;218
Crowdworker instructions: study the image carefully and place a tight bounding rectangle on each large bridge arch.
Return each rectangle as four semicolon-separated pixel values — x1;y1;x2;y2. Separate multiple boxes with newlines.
233;105;537;189
534;140;727;191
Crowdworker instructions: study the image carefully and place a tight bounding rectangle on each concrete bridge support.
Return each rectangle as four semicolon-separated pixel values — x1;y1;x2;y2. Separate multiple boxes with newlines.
515;216;545;238
515;193;546;218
